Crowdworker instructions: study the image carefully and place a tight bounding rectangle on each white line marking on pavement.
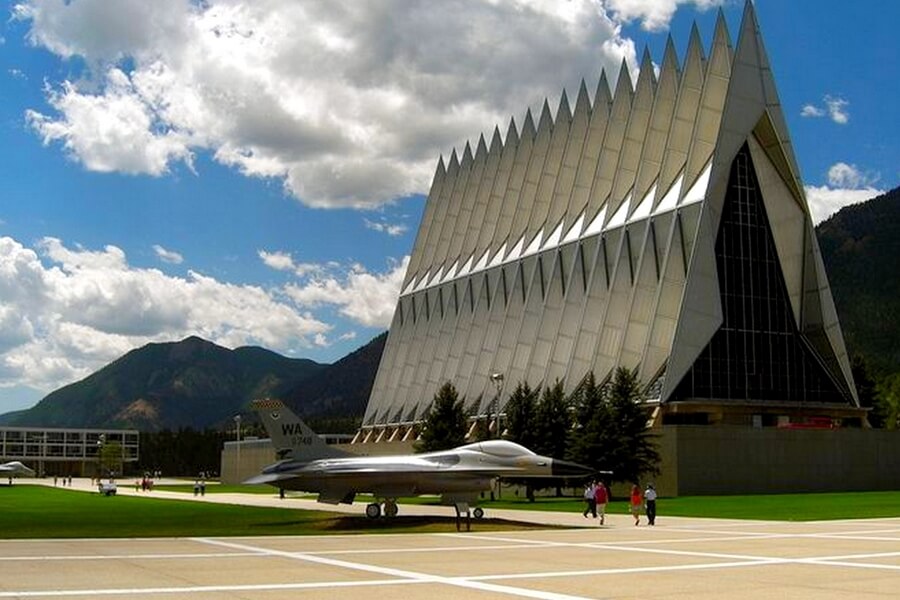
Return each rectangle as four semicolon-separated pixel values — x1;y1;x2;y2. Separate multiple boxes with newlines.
0;578;415;597
0;552;262;562
471;559;784;580
194;537;592;600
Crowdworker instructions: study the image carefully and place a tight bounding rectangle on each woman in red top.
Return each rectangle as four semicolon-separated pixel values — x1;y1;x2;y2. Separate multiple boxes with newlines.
629;484;643;526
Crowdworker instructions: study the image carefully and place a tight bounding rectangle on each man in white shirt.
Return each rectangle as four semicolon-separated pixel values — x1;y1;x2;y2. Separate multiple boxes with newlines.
644;483;658;525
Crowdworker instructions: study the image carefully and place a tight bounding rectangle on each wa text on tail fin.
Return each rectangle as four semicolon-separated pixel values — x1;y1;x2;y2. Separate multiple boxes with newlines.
251;399;349;461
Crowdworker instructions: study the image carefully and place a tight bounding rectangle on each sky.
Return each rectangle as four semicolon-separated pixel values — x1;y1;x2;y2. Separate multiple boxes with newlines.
0;0;897;414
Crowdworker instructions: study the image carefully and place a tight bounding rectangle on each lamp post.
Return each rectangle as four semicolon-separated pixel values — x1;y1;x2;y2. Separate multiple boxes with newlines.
233;415;242;485
489;373;505;500
490;373;505;438
96;434;106;483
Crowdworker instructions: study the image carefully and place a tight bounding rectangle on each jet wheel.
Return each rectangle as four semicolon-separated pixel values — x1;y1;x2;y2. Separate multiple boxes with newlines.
384;500;399;518
365;503;381;519
473;507;484;519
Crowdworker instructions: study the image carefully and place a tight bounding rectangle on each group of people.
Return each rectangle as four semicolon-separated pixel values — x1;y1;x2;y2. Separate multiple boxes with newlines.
584;481;657;526
581;480;610;524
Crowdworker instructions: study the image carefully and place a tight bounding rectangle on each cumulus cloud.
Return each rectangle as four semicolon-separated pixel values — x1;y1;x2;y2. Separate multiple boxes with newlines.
153;244;183;264
16;0;643;208
364;218;408;237
805;185;883;224
0;235;333;392
285;257;409;328
800;104;825;118
801;95;850;124
826;162;878;189
258;250;325;277
605;0;723;31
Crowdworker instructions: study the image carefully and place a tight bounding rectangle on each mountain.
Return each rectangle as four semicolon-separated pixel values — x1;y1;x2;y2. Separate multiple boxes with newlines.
817;186;900;374
0;336;326;431
282;332;386;419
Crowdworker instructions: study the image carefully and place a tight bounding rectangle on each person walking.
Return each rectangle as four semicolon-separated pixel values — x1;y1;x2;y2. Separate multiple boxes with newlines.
644;483;658;526
594;480;609;525
629;483;643;526
582;481;597;518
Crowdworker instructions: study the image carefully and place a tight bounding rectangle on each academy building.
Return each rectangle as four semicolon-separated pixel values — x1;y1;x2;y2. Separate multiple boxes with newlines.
357;4;891;493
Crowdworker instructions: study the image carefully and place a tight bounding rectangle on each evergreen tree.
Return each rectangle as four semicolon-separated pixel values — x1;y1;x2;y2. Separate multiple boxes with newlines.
851;354;880;427
566;372;616;476
533;379;571;459
607;367;660;483
875;372;900;430
503;382;539;449
416;381;468;452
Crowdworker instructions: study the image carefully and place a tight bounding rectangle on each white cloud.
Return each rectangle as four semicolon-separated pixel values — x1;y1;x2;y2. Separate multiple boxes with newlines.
285;256;408;328
805;185;883;224
824;95;849;124
801;95;849;124
258;250;295;272
364;218;408;237
0;235;333;393
800;104;825;118
258;250;324;277
17;0;642;208
153;244;183;264
26;69;194;175
605;0;723;32
827;162;879;189
804;161;884;224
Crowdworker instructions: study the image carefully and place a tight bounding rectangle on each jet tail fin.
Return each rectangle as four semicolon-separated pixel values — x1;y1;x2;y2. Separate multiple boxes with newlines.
250;398;349;461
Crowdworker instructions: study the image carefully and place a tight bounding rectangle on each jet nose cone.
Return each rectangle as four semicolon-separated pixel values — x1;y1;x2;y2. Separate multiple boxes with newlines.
550;458;593;478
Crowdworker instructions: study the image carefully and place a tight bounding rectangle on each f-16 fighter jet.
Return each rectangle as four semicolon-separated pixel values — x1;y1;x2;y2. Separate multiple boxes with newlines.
0;461;35;483
247;398;592;518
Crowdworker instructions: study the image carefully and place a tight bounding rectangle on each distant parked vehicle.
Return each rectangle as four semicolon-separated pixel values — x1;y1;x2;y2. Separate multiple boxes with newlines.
98;480;117;496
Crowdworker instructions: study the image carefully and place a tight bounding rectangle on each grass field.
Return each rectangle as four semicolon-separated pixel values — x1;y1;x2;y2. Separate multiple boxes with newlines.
475;491;900;521
0;486;553;539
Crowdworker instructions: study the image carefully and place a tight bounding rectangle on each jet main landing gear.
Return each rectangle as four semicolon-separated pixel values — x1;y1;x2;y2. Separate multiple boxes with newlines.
365;499;399;519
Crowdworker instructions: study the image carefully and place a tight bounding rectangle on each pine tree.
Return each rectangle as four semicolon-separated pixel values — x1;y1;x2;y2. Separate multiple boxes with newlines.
533;379;570;459
607;367;660;483
567;372;616;476
503;381;539;449
416;381;468;452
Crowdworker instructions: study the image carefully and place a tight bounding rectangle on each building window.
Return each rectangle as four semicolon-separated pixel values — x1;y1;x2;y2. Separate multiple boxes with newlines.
671;145;846;404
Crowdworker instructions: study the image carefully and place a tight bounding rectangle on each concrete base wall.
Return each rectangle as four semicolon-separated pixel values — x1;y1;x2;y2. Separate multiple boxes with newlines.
656;425;900;496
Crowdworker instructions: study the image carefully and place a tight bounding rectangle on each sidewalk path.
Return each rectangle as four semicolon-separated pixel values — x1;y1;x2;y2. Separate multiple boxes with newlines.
26;477;758;530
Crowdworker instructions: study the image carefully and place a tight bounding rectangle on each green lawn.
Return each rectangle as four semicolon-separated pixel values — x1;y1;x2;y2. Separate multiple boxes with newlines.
473;491;900;521
0;486;553;539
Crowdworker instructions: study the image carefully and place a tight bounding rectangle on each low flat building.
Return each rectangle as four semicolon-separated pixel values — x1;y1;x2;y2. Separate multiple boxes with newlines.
0;426;139;478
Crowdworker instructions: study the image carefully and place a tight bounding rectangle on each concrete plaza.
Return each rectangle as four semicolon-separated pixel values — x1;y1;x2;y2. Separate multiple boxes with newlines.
3;479;899;598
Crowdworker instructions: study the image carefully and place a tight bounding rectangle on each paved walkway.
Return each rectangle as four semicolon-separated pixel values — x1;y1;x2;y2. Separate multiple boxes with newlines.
3;485;900;599
30;477;721;528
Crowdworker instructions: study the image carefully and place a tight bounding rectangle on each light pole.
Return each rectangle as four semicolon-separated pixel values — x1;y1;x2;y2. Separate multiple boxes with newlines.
489;373;505;500
233;415;242;485
490;373;505;438
96;434;106;483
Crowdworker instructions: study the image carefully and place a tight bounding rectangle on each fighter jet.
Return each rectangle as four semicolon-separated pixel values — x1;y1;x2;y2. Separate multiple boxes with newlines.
246;399;593;518
0;461;35;483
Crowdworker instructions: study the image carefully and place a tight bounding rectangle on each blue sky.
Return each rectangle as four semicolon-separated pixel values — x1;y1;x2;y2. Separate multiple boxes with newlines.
0;0;896;413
